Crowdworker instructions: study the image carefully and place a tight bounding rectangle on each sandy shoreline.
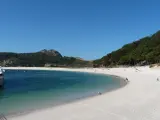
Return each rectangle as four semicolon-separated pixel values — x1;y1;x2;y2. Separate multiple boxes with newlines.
3;68;127;118
5;67;160;120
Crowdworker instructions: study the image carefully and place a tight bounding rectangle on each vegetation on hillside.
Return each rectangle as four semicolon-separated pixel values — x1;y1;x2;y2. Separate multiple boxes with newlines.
93;31;160;67
1;30;160;68
0;49;92;67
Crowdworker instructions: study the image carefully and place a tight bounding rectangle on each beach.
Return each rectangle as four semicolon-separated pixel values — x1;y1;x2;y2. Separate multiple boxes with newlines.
5;66;160;120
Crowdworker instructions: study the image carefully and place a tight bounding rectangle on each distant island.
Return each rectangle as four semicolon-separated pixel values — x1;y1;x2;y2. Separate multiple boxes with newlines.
93;30;160;67
0;49;92;67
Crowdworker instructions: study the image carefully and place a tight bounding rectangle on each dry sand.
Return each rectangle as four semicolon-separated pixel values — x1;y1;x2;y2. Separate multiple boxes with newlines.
4;66;160;120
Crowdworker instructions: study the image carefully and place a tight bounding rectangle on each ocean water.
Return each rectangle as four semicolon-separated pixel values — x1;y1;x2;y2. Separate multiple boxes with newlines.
0;70;124;116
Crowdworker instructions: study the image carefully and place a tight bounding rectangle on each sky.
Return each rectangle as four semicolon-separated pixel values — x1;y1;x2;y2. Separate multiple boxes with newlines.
0;0;160;60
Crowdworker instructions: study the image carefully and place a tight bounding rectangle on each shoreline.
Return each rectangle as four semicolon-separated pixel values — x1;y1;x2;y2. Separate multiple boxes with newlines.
3;67;127;118
5;67;160;120
7;76;127;119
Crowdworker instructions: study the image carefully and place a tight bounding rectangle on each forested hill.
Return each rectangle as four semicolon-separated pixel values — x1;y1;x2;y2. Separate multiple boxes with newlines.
94;31;160;67
0;49;92;67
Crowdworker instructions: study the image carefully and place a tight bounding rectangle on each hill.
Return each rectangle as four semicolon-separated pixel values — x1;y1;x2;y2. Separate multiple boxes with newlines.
93;31;160;67
0;49;92;67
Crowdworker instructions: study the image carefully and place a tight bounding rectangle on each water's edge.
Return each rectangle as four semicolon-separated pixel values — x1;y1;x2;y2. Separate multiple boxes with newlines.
5;69;128;118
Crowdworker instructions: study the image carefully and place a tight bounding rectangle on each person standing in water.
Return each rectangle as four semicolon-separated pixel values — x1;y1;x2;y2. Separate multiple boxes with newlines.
0;67;5;88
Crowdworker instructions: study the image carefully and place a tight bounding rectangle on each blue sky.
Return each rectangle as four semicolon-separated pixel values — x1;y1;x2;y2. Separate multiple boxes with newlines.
0;0;160;60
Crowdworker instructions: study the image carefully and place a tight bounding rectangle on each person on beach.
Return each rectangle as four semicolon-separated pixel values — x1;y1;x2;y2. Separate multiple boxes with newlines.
126;78;129;82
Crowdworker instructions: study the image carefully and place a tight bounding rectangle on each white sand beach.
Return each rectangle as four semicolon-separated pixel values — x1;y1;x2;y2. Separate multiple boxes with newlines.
5;66;160;120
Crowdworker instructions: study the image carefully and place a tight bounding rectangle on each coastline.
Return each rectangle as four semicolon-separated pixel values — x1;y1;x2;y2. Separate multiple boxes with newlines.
5;67;160;120
2;67;127;118
3;67;127;118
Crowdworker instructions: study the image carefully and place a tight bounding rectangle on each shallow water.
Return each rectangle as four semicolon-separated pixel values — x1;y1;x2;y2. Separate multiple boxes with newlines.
0;70;124;115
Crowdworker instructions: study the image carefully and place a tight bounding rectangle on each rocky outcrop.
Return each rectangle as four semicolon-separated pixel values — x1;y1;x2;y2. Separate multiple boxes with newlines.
39;49;62;58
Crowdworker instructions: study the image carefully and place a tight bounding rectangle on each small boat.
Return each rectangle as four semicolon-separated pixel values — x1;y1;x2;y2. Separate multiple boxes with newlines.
0;67;4;88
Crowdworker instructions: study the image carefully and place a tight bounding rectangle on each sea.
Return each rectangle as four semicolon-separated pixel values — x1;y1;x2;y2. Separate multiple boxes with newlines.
0;70;125;116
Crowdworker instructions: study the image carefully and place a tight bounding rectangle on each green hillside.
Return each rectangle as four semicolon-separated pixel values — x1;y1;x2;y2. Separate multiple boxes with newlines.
94;31;160;67
0;49;92;67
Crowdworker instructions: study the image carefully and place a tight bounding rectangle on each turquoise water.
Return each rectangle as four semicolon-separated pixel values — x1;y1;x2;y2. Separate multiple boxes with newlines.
0;70;124;116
